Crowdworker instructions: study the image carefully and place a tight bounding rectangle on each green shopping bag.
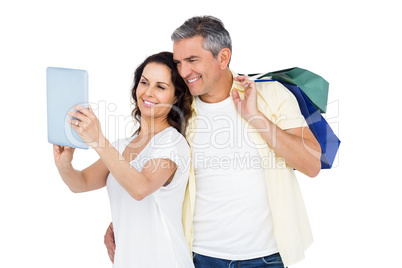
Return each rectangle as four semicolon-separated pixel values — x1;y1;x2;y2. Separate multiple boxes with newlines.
254;67;329;113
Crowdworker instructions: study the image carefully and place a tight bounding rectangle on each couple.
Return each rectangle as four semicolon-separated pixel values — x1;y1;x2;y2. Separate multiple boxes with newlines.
54;16;321;268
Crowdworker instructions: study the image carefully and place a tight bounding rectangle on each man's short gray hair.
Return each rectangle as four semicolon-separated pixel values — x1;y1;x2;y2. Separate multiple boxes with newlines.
171;16;232;60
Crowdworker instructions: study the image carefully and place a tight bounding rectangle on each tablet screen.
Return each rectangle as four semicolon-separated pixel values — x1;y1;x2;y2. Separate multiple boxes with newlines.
46;67;89;149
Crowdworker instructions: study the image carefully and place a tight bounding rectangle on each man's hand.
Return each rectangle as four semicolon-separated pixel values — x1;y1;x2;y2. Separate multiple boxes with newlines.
104;222;115;263
233;75;321;177
232;75;260;121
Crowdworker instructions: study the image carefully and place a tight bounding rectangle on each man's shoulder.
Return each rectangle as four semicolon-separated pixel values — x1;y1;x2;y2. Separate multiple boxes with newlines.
255;80;292;100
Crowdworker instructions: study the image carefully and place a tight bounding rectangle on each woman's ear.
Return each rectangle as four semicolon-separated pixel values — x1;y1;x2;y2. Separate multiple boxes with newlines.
218;48;231;69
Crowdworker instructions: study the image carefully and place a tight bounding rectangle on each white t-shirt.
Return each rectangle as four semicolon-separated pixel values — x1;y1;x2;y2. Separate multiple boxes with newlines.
192;96;278;260
107;127;194;268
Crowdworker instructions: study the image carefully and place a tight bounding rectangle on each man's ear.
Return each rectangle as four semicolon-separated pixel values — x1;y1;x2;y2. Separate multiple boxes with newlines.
218;48;231;69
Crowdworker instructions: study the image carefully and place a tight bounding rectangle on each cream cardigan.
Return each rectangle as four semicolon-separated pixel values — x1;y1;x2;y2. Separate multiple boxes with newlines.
181;71;313;267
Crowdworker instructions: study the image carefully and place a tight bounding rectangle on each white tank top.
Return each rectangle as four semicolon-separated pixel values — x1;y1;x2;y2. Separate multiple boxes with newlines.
192;96;278;260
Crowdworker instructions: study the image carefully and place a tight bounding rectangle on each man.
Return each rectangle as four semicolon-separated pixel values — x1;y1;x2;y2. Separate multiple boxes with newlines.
105;16;321;267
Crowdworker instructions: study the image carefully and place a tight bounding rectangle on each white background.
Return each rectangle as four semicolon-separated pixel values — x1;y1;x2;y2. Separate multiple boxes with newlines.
1;0;401;267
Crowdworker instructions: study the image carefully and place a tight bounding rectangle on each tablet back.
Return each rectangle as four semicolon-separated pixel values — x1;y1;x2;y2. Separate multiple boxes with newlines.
46;67;89;149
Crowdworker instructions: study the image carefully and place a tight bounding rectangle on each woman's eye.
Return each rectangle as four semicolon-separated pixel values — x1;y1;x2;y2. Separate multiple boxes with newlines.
158;85;165;90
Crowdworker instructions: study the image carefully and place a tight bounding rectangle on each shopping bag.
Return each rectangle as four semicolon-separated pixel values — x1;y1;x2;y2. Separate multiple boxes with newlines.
254;67;329;113
255;80;340;169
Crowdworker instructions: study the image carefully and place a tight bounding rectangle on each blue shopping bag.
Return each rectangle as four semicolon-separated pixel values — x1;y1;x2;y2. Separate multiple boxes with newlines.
255;80;341;169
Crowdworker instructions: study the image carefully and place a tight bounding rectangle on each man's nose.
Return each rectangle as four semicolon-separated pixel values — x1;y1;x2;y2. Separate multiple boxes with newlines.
178;62;191;80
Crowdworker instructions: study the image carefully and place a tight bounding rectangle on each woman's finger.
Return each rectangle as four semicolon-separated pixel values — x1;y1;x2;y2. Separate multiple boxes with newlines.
67;118;81;129
73;105;91;117
68;110;87;123
88;104;97;119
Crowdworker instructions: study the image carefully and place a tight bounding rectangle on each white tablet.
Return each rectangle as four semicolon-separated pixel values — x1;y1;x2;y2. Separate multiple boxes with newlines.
46;67;89;149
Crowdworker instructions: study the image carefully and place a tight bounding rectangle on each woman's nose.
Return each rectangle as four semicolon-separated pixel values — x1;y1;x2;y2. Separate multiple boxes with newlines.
144;85;155;96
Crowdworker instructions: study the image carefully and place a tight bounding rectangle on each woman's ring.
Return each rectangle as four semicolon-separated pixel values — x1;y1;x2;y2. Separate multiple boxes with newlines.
75;121;79;126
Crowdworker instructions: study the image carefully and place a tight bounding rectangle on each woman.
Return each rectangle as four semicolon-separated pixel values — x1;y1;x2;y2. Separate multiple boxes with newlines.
53;52;194;267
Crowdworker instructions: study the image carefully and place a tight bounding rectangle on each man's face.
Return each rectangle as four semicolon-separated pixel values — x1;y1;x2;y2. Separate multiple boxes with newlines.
173;35;222;99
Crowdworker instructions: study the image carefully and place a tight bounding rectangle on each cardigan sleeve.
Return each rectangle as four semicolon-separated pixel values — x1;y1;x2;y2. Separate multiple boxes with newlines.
256;81;307;130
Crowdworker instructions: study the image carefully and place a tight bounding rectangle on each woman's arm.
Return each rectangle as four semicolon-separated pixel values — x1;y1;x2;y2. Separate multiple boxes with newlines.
69;105;178;200
54;145;109;193
95;139;178;200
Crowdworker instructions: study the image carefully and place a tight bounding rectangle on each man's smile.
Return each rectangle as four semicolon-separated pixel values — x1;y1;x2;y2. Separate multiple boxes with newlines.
187;76;201;84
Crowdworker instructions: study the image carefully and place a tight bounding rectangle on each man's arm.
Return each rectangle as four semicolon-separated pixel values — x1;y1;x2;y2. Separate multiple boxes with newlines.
232;76;321;177
104;222;115;263
249;118;321;177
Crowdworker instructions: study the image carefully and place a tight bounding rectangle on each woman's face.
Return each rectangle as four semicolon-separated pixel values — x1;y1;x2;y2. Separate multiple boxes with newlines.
136;62;177;122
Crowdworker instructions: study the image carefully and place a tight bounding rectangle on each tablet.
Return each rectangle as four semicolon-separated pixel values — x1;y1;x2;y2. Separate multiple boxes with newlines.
46;67;89;149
